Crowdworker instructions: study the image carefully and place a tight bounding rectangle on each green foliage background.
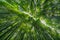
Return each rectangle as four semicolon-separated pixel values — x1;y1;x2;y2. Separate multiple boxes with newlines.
0;0;60;40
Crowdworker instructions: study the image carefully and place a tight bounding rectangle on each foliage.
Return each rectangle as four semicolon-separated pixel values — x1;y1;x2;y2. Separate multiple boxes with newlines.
0;0;60;40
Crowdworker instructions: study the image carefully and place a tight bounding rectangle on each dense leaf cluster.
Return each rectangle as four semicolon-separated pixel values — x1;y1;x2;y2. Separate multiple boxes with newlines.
0;0;60;40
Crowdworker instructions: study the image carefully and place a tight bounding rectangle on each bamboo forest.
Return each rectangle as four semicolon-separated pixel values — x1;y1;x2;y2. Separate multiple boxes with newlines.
0;0;60;40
